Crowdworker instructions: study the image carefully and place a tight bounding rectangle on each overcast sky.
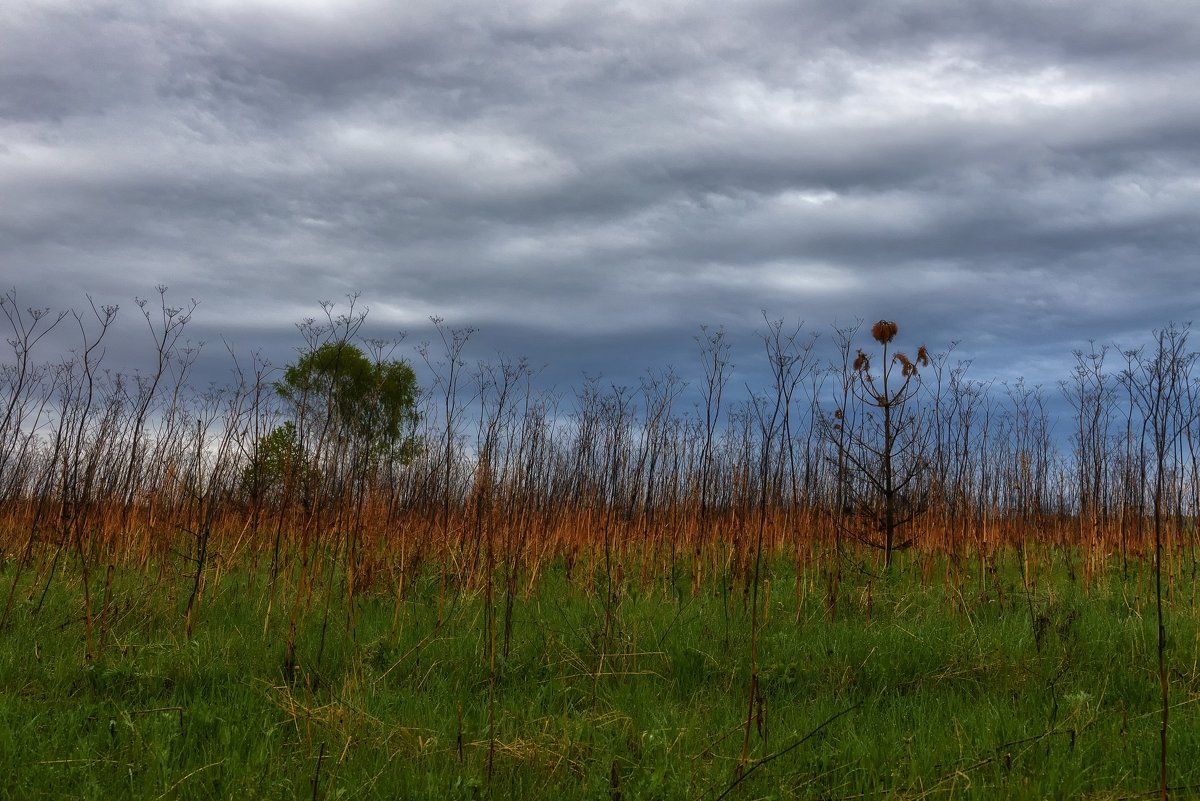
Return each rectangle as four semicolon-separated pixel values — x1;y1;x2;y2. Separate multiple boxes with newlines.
3;0;1198;407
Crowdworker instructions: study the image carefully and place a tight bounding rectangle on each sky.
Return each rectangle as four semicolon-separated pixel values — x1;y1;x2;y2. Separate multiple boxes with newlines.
3;0;1199;409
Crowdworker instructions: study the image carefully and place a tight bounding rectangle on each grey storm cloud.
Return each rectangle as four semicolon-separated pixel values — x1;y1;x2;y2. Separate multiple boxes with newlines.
2;0;1198;396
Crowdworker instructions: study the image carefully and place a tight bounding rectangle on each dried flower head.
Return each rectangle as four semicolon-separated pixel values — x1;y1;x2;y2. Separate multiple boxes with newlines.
916;345;929;366
834;408;844;420
871;320;898;344
894;351;916;377
853;349;870;372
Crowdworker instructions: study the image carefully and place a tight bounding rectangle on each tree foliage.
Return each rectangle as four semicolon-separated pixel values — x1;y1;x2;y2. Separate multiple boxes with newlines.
276;341;421;462
241;421;309;501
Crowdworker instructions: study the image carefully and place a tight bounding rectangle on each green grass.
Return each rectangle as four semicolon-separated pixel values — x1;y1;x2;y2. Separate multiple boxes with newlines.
2;551;1199;799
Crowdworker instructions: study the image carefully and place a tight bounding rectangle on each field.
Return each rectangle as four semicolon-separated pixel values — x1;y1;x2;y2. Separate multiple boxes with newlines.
3;299;1200;797
3;547;1199;800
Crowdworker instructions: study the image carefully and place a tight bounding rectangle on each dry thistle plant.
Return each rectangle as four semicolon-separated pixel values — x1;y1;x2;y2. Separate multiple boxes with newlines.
838;319;933;568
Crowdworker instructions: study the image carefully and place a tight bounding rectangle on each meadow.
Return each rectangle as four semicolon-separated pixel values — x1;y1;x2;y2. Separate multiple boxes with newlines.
4;549;1199;800
2;294;1199;797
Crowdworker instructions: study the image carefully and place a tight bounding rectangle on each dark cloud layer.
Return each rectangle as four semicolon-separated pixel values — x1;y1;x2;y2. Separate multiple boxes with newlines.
3;0;1198;401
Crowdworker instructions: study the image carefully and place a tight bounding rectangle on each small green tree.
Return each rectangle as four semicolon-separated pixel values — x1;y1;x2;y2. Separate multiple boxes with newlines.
276;341;421;465
241;421;311;503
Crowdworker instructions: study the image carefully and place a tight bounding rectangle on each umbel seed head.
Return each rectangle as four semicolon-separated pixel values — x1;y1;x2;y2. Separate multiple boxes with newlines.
871;320;898;344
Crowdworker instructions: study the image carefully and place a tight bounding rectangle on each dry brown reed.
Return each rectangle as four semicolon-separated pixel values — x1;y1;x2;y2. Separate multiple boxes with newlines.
0;297;1197;673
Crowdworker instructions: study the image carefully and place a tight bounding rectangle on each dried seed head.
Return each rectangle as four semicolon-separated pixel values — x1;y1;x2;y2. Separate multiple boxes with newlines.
894;351;916;377
871;320;898;344
834;408;844;420
853;349;870;372
917;345;929;366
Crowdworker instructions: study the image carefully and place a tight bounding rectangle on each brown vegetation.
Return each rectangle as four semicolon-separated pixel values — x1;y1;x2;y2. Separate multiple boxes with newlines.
1;296;1198;647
